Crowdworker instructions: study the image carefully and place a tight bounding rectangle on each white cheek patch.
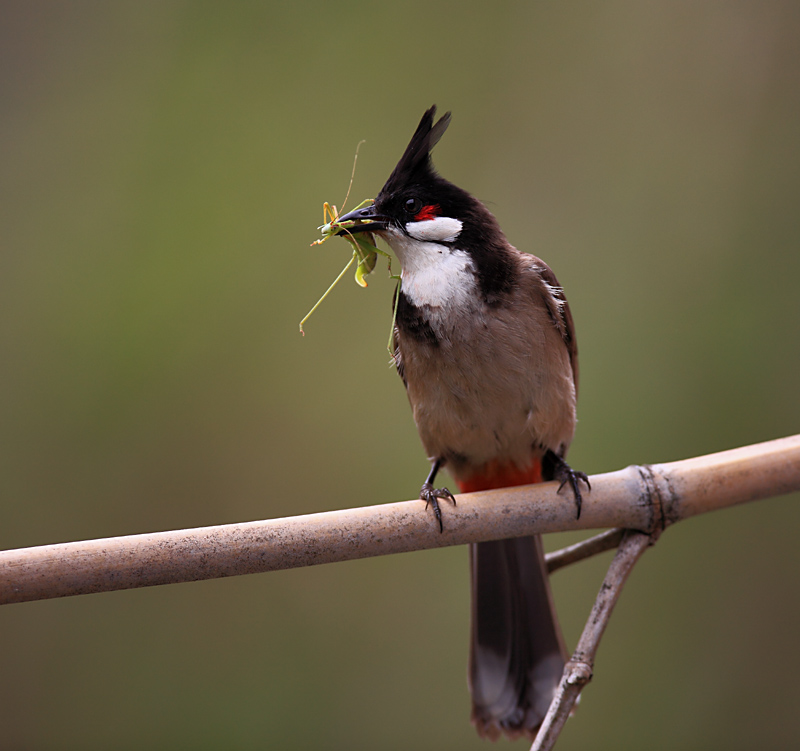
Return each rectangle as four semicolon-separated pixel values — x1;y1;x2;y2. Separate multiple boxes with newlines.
405;216;463;243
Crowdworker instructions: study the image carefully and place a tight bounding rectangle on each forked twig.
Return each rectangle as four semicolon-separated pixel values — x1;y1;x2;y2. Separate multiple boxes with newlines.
532;529;657;751
545;528;626;573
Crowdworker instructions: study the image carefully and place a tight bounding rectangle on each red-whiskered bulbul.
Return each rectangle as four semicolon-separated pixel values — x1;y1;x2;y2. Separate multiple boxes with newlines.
337;106;588;740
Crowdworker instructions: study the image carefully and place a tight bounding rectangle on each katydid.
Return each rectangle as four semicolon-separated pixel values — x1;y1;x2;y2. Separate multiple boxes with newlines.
300;143;401;353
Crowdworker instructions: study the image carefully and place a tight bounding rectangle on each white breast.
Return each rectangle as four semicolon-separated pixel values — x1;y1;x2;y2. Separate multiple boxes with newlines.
382;226;476;309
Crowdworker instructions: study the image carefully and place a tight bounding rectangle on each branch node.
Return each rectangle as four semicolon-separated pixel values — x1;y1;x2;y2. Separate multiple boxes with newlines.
565;658;593;686
633;464;676;534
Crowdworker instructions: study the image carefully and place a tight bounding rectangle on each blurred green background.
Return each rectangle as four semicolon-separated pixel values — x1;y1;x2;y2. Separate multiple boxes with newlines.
2;2;799;749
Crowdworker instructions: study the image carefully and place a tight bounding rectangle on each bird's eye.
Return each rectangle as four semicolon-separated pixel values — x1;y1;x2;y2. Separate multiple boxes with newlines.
404;197;422;214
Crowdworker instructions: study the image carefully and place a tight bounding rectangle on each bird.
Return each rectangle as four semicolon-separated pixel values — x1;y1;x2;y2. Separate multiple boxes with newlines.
336;106;588;740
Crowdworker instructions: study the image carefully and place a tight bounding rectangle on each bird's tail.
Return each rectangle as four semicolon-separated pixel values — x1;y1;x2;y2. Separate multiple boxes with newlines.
458;460;567;740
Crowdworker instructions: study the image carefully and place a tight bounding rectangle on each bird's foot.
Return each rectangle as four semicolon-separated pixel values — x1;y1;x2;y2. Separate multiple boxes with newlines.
545;451;591;519
420;483;456;533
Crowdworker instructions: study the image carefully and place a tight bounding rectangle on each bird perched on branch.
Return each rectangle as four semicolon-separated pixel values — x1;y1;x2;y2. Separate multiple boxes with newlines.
337;106;588;740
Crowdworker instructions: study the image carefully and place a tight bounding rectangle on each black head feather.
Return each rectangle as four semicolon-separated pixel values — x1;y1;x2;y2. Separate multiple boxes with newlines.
375;105;467;220
380;106;451;195
375;106;518;305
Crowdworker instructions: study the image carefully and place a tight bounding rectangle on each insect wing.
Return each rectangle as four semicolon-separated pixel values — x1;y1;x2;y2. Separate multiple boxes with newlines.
353;232;378;287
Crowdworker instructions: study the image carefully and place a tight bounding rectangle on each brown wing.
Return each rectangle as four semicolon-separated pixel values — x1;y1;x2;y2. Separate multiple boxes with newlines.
535;261;579;398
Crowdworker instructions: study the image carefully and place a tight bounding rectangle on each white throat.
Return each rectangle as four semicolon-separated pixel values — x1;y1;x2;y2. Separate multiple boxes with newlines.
383;225;476;309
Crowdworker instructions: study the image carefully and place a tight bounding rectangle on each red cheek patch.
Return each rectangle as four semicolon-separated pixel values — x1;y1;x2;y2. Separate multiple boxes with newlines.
414;204;440;222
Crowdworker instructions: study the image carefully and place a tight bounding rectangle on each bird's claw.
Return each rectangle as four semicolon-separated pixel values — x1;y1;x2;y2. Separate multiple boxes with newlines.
420;483;457;533
555;467;590;519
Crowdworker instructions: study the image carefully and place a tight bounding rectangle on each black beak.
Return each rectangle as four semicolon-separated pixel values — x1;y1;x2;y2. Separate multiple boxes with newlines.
336;204;388;235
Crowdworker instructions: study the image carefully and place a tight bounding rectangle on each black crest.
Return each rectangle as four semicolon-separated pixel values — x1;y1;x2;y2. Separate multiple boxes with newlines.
380;106;451;195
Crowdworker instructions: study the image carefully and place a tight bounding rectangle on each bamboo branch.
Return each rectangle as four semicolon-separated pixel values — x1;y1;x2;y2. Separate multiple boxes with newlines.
0;435;798;606
532;530;655;751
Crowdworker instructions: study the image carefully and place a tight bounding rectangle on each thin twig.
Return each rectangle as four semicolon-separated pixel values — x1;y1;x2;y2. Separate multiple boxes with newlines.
545;528;625;573
0;434;798;605
532;530;656;751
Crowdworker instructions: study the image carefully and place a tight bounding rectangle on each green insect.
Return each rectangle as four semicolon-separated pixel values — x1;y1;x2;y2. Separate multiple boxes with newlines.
311;197;383;287
300;143;401;352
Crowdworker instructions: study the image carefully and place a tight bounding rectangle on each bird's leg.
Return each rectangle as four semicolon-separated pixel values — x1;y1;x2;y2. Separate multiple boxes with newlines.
544;449;591;519
420;458;456;533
